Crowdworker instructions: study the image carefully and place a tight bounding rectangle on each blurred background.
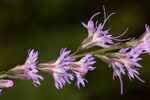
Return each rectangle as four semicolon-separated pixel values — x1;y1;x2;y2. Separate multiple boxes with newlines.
0;0;150;100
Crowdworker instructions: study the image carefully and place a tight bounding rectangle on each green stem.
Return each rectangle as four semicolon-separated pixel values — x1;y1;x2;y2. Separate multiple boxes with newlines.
0;74;7;79
72;41;137;58
70;47;81;56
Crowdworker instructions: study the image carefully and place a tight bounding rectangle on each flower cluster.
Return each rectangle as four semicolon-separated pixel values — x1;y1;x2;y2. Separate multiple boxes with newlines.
7;49;44;86
106;25;150;94
0;6;149;95
138;24;150;54
1;48;96;94
81;11;115;49
80;7;129;50
39;48;96;89
39;48;75;89
70;54;96;88
108;47;144;94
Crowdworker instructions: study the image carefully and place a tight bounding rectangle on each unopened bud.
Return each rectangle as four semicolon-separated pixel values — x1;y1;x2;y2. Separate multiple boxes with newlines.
0;80;14;88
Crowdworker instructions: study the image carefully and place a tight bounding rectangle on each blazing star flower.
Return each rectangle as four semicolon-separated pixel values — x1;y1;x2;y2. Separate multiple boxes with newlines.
39;48;75;89
109;46;144;94
7;49;43;86
138;24;150;54
70;54;96;88
0;80;14;94
80;7;116;49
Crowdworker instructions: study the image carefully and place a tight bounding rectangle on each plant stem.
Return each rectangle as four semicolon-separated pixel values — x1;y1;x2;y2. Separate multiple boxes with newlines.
72;41;137;58
0;74;7;79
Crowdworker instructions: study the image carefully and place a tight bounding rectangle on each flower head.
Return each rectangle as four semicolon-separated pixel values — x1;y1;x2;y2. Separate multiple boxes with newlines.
109;46;144;94
39;48;75;89
81;7;116;49
70;54;96;88
0;80;14;94
7;49;43;87
138;24;150;54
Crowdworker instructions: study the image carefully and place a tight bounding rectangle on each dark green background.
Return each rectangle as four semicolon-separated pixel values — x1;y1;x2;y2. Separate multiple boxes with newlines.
0;0;150;100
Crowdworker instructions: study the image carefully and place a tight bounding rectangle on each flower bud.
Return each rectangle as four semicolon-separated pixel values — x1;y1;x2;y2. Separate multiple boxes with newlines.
0;80;14;88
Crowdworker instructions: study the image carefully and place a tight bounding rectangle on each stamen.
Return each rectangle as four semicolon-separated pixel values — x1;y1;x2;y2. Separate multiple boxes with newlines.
102;12;116;28
113;28;128;39
90;12;101;21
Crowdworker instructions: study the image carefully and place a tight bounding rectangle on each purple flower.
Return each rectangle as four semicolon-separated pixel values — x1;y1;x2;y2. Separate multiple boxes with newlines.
0;80;14;94
81;7;116;49
39;48;74;89
24;49;44;86
70;54;96;88
139;24;150;54
7;49;43;87
109;46;144;94
109;61;124;94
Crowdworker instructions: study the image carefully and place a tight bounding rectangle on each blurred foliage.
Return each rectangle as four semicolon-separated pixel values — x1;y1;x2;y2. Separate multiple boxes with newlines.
0;0;150;100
